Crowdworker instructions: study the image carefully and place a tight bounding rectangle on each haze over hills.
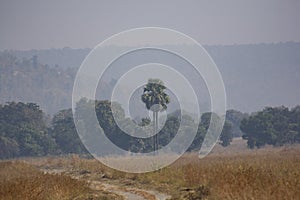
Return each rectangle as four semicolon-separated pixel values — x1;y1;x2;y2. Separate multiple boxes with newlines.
0;42;299;115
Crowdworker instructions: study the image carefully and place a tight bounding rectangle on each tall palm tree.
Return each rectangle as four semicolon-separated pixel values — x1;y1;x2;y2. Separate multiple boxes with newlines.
141;78;170;154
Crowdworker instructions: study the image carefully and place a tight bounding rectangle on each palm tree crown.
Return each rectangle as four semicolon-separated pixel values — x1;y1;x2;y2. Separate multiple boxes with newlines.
141;78;170;155
141;78;170;112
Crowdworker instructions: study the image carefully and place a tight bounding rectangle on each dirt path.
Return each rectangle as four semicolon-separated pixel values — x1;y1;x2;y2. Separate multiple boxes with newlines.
91;181;156;200
42;168;170;200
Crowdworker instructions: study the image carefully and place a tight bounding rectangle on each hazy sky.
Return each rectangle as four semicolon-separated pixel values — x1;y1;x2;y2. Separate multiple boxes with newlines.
0;0;299;50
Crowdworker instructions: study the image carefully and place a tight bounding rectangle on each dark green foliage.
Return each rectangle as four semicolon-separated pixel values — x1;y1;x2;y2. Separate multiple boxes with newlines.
157;116;180;147
241;106;300;148
95;100;132;151
189;126;206;151
0;136;19;158
6;99;300;158
219;122;233;147
290;106;300;142
73;99;231;154
0;102;56;158
51;109;87;154
187;112;233;151
141;78;170;111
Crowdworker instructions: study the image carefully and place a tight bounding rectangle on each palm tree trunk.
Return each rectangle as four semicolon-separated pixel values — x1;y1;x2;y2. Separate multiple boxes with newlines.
153;111;156;155
152;111;160;155
155;111;159;154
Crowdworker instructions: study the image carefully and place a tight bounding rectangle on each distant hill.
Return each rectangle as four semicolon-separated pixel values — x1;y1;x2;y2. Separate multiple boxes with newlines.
0;52;75;115
5;47;91;69
1;42;299;114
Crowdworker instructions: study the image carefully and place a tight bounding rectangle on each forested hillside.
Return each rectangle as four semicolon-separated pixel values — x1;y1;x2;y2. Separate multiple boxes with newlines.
1;42;300;114
0;53;75;114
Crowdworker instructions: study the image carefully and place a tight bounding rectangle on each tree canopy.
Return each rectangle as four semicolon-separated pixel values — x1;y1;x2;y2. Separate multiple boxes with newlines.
0;102;56;158
241;106;300;148
1;100;299;159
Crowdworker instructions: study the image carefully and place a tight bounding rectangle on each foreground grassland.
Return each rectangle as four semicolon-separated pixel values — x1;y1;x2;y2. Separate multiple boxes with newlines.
1;143;300;200
0;161;122;200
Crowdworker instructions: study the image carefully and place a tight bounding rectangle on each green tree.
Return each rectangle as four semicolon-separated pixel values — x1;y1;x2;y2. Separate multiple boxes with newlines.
74;99;149;155
187;112;215;152
158;116;180;148
0;102;56;158
241;106;297;148
188;112;233;150
290;106;300;142
51;109;87;154
95;100;132;151
241;110;275;148
219;121;233;147
141;79;170;154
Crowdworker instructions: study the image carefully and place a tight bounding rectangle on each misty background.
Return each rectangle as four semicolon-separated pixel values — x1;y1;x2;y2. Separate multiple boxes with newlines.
0;0;299;115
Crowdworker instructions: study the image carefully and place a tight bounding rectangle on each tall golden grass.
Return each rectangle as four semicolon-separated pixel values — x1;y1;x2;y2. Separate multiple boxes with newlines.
2;143;300;200
0;160;121;200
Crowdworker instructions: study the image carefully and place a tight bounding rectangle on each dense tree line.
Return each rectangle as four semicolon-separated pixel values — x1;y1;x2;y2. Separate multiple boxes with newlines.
241;106;300;148
2;101;299;159
73;99;233;155
0;102;56;158
0;101;234;159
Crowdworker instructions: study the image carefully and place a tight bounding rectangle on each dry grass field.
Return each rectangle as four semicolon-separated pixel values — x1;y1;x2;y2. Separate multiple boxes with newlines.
1;140;300;200
0;160;122;200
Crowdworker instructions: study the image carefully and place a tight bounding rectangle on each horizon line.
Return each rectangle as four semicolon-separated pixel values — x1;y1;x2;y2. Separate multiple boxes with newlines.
1;40;299;52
